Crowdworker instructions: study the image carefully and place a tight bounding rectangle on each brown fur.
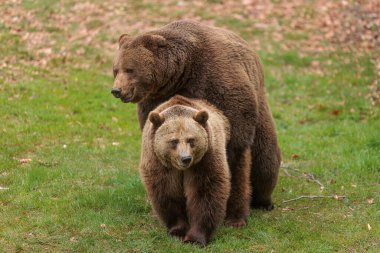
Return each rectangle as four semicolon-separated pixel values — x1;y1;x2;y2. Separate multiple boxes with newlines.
139;95;232;246
113;20;281;224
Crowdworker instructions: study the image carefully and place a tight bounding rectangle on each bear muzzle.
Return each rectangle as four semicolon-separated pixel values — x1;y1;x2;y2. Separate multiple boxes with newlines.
111;88;122;98
181;155;192;166
111;87;135;103
120;89;134;103
112;74;136;103
175;154;193;170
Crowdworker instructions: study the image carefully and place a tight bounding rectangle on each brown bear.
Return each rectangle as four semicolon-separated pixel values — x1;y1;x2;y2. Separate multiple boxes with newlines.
140;95;234;246
112;20;281;226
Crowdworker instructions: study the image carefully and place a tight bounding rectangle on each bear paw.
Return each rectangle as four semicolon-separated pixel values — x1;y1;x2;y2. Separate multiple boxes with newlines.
168;221;188;238
183;230;207;247
225;218;247;228
251;199;274;211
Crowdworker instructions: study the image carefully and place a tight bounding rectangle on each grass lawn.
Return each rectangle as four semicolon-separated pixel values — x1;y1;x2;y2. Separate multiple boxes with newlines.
1;1;379;252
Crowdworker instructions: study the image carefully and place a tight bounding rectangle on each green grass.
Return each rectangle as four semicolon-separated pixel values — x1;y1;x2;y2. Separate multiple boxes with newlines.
1;1;379;252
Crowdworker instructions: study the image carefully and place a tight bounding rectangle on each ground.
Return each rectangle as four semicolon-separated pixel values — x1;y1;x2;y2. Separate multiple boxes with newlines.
0;0;379;252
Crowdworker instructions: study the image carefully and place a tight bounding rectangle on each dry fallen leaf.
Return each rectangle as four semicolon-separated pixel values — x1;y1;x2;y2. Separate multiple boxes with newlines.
334;195;345;201
70;236;77;242
0;172;9;177
291;154;299;160
112;142;120;146
311;60;320;67
367;198;374;204
19;158;32;164
100;224;106;229
331;109;342;116
367;224;372;231
298;119;306;125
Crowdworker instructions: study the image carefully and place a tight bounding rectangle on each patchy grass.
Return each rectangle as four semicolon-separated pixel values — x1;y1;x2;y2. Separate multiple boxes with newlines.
1;1;379;252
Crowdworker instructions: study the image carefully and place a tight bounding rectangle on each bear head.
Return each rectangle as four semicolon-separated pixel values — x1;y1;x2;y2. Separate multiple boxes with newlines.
112;33;174;103
148;105;209;171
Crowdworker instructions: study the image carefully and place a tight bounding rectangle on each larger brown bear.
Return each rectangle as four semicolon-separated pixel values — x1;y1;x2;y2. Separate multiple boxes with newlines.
112;20;281;226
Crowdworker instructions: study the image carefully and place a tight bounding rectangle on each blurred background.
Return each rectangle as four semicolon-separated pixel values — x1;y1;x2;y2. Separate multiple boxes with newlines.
1;0;379;78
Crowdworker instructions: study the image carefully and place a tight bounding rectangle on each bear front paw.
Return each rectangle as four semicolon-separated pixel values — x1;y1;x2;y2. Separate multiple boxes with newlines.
225;217;247;228
251;199;274;211
168;221;188;238
183;230;208;247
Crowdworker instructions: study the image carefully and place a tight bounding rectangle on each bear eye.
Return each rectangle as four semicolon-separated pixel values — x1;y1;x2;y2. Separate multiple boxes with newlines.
187;138;195;148
113;68;119;78
169;139;179;149
125;68;134;74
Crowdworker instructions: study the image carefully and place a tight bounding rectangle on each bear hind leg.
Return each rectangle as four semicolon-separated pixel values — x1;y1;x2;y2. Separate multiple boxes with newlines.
225;147;252;227
250;121;281;211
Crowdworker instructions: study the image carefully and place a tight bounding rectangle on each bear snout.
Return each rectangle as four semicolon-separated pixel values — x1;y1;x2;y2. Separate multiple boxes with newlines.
120;88;135;103
181;155;192;165
111;88;122;98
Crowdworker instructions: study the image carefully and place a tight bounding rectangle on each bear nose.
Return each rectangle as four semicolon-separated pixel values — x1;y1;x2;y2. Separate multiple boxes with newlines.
111;88;122;98
181;156;192;165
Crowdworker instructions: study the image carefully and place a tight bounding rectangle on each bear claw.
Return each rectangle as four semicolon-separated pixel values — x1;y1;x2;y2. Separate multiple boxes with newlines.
168;223;188;238
183;231;207;247
225;218;247;228
251;199;274;211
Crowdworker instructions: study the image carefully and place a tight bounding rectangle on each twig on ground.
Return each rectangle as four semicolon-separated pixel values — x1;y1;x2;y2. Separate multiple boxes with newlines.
281;164;325;191
282;168;292;177
281;163;301;172
283;195;346;203
305;173;325;191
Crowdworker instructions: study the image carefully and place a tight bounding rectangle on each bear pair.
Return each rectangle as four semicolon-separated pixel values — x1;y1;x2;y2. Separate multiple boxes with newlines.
112;20;281;246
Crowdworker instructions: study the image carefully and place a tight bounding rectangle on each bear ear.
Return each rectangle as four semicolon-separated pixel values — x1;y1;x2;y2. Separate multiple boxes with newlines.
194;110;209;126
149;112;165;128
119;34;132;48
142;34;168;51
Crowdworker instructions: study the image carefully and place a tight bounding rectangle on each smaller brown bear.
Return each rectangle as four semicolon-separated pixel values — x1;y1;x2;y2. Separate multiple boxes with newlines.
139;95;233;246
